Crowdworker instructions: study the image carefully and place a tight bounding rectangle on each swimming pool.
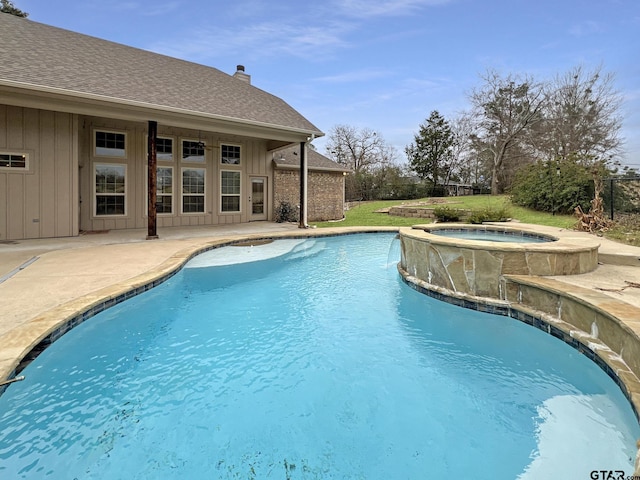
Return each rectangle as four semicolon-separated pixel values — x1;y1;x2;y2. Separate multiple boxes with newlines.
0;233;637;479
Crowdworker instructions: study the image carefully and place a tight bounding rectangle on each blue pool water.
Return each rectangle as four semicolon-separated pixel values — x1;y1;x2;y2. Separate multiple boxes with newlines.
0;233;638;479
430;229;552;243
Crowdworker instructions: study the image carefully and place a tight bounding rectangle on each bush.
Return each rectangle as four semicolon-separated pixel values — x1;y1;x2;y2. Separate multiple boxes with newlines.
467;205;511;224
433;206;461;222
275;201;298;223
510;158;594;214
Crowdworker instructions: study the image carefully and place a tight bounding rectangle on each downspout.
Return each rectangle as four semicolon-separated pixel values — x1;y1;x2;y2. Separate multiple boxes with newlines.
299;137;313;228
147;120;158;239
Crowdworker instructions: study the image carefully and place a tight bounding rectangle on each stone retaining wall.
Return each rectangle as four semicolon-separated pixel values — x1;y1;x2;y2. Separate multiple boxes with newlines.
388;205;472;220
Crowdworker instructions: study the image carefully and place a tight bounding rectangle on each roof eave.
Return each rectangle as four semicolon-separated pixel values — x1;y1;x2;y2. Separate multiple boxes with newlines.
0;80;324;142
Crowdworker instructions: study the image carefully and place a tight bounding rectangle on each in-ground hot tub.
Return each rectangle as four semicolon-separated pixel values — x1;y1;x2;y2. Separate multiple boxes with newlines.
399;224;600;299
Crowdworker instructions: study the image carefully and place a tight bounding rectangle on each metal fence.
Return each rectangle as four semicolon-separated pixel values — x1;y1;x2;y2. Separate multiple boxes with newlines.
603;177;640;220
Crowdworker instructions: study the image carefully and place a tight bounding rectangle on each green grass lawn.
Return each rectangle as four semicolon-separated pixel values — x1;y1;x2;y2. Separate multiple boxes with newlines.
312;195;577;229
605;216;640;247
312;200;422;228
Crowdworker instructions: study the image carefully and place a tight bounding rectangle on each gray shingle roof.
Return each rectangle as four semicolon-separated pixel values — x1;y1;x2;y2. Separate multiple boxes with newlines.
0;13;322;135
273;145;350;172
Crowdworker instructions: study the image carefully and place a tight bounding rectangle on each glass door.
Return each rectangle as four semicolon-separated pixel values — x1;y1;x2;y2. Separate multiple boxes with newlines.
250;177;267;220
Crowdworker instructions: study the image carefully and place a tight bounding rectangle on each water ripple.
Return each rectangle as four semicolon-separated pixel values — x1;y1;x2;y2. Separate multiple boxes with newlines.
0;234;637;479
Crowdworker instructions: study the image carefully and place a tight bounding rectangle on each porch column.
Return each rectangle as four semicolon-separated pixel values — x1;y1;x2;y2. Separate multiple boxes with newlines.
299;141;308;228
147;120;158;239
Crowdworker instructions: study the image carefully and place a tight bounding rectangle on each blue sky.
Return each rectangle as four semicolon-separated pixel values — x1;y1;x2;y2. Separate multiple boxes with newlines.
19;0;640;169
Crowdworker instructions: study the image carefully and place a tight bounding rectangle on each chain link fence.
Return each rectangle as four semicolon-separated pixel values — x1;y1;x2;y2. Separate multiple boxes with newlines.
603;177;640;221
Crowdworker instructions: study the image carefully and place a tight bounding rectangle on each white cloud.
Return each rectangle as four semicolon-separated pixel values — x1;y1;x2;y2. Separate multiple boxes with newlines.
150;20;351;62
146;0;454;64
87;1;181;17
141;2;182;17
568;20;605;37
333;0;452;17
313;69;393;83
622;88;640;103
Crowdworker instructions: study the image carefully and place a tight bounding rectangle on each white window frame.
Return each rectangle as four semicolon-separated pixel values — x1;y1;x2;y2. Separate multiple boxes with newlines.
220;143;241;165
181;139;206;163
148;135;175;162
0;151;29;171
94;129;127;158
155;166;174;215
94;163;127;216
181;167;206;214
220;170;241;213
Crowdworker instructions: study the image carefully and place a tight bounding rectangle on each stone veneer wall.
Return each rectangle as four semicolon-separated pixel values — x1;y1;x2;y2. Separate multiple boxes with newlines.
274;169;345;222
399;226;599;298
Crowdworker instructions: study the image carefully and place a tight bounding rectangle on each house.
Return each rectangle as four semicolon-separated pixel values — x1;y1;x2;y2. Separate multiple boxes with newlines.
0;13;323;241
444;182;475;196
272;145;349;222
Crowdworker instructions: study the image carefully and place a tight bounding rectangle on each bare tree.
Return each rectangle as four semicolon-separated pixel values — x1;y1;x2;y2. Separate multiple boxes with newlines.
325;124;397;174
448;111;478;185
539;65;623;166
468;71;547;194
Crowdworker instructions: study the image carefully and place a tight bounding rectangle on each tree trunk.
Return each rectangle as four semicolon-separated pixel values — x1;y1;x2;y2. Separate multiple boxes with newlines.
490;141;509;194
491;171;500;194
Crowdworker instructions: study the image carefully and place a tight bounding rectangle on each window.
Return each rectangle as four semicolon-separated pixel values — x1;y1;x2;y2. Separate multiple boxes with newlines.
182;140;205;163
95;131;126;157
221;144;241;165
221;171;241;212
182;168;205;213
157;167;173;214
0;153;28;169
95;164;126;215
156;137;174;161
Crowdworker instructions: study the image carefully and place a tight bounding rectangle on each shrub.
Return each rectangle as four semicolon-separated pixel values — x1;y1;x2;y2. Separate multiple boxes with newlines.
510;157;595;214
467;205;511;224
433;206;461;222
275;201;298;223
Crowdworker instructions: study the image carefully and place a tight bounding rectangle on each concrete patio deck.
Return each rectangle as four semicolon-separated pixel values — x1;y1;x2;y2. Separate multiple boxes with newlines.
0;222;639;385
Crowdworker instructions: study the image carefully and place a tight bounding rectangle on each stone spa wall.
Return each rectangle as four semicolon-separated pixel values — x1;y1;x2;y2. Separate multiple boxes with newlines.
399;224;599;299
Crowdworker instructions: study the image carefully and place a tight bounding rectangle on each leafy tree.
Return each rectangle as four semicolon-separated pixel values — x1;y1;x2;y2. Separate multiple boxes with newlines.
0;0;28;17
405;110;455;190
371;163;418;200
468;71;547;194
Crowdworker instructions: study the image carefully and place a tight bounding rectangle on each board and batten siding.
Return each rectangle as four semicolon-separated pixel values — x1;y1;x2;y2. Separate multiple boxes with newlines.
79;119;275;232
0;106;78;240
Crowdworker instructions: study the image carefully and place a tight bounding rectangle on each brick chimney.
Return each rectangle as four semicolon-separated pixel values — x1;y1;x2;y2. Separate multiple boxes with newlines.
233;65;251;84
